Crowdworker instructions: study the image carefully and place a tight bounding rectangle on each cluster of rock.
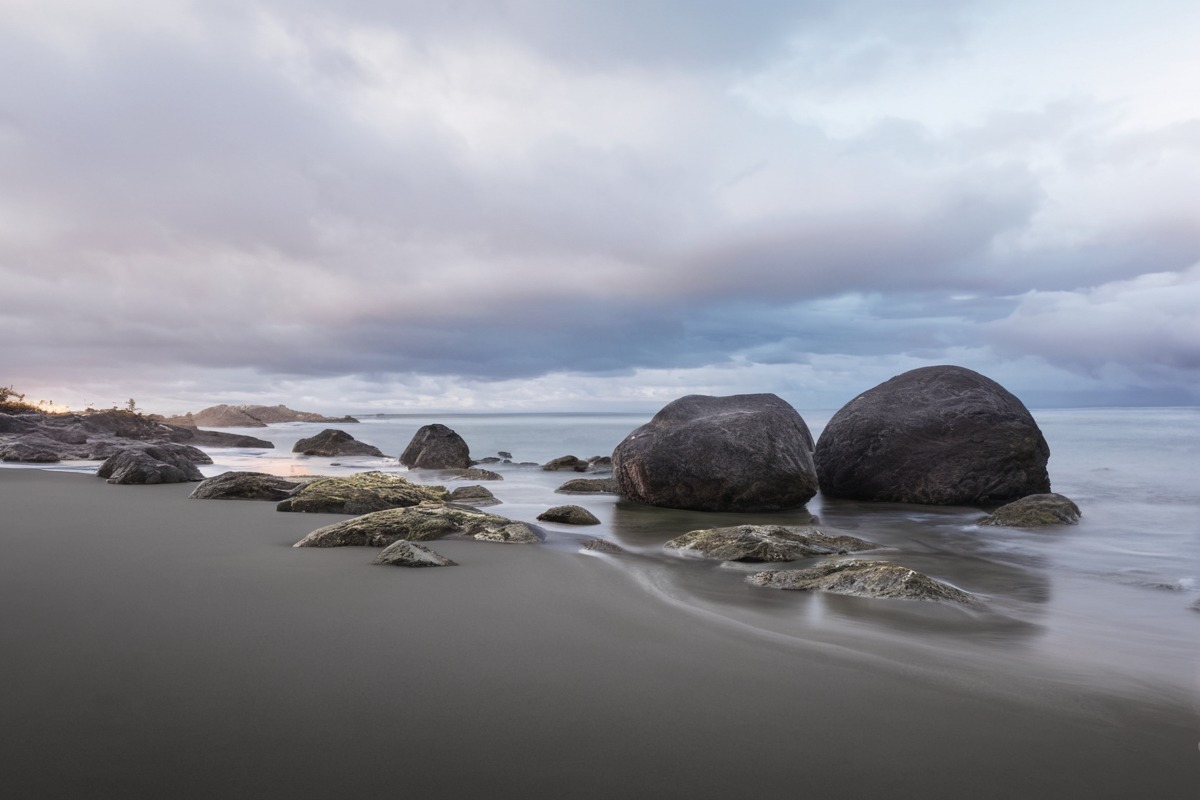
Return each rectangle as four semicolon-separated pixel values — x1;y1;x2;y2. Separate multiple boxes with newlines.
157;404;358;428
542;455;612;472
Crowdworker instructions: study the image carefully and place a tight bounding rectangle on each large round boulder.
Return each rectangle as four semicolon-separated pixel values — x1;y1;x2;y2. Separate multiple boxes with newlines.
399;424;471;469
612;394;819;512
814;366;1050;506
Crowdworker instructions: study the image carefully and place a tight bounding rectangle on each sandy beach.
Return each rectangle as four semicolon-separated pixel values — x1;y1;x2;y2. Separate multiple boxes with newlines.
1;468;1196;798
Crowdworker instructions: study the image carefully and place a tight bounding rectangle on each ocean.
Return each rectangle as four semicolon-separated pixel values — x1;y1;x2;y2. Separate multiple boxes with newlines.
25;407;1200;702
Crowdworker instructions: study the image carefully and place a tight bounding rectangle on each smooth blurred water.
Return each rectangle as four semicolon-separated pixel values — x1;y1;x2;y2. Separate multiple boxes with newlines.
28;407;1200;699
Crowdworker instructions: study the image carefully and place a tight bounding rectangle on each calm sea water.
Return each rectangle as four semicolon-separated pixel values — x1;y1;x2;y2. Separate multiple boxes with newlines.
27;407;1200;700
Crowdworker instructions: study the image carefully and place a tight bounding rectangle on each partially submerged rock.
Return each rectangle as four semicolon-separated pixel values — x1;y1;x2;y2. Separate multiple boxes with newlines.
447;485;500;506
613;393;819;512
556;477;619;494
277;472;446;514
581;538;625;554
292;429;385;458
665;525;878;563
980;493;1081;527
399;424;471;469
542;455;589;472
537;505;601;525
448;467;502;481
815;366;1051;506
373;540;457;567
472;522;541;543
748;560;975;604
190;471;308;501
294;505;539;547
97;443;210;484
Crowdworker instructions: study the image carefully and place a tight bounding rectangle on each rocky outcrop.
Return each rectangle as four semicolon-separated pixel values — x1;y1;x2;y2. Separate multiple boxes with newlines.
537;505;601;525
0;410;272;463
665;525;878;563
96;443;209;484
612;393;819;512
556;477;620;494
747;560;975;604
399;424;471;469
980;493;1081;527
277;472;447;514
293;505;540;547
373;540;457;567
189;471;308;501
448;485;500;506
160;404;357;428
292;429;385;457
814;366;1051;506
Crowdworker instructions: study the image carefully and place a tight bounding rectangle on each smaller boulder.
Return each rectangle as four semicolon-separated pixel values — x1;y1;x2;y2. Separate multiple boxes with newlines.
293;505;533;547
587;455;612;470
581;538;625;554
448;467;502;481
399;424;472;469
190;471;308;501
373;541;457;567
556;477;619;494
292;429;384;457
537;505;601;525
979;493;1081;527
472;522;541;543
747;560;975;604
497;451;513;459
448;485;500;506
542;455;589;472
665;525;877;563
97;444;209;484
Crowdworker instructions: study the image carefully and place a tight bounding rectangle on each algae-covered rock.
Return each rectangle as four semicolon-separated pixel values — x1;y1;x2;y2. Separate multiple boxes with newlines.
293;504;533;547
449;468;502;481
190;471;308;501
277;471;446;514
748;560;975;604
980;493;1081;527
471;522;541;543
537;505;601;525
373;540;457;567
665;525;877;563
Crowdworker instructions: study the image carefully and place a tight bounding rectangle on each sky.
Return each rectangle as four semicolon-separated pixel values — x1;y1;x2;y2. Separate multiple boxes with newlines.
2;0;1198;414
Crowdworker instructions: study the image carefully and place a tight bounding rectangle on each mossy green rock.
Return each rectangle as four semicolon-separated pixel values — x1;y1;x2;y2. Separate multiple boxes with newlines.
294;504;539;547
979;493;1081;527
277;471;446;514
748;560;975;604
666;525;877;563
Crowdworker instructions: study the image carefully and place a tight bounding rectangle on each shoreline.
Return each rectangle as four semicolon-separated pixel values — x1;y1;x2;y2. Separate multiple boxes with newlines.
2;468;1197;798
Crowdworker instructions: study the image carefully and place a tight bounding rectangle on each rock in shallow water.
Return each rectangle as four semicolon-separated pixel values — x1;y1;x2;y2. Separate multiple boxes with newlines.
556;478;619;494
979;493;1081;527
815;365;1050;506
277;472;446;514
537;505;601;525
399;424;471;469
373;540;457;567
447;484;500;506
613;393;819;513
665;525;878;563
748;560;975;604
292;429;384;457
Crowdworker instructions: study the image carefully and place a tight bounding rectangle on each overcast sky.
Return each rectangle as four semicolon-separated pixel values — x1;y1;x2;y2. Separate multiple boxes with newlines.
3;0;1198;414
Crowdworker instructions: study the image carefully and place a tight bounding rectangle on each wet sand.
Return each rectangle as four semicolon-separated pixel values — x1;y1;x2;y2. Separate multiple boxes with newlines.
1;469;1196;798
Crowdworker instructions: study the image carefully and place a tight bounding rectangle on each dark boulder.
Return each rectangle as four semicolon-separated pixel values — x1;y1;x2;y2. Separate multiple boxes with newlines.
190;471;308;501
276;472;447;514
814;366;1051;506
664;525;878;563
748;560;975;604
537;505;601;525
1;435;63;463
542;455;589;472
612;393;818;512
292;429;385;457
96;443;210;484
980;493;1081;527
399;424;471;469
